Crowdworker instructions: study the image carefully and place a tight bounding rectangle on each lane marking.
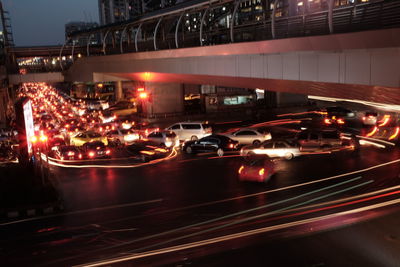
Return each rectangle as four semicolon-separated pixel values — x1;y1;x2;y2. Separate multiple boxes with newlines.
125;179;372;254
62;177;365;259
75;180;379;267
0;199;163;227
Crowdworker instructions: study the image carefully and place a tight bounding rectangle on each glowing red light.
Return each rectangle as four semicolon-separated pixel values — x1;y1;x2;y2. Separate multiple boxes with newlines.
389;127;399;140
139;92;149;99
259;168;265;176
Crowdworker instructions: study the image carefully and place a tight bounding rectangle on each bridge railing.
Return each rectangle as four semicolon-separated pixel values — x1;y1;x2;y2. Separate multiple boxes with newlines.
49;0;400;71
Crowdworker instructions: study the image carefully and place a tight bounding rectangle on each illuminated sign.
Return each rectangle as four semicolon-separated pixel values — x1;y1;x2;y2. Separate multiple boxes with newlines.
23;100;35;155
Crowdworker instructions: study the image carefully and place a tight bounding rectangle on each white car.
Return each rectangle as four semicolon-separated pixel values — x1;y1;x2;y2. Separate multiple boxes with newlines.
106;129;140;145
362;111;378;126
223;128;271;146
240;140;301;160
146;131;179;148
166;122;212;142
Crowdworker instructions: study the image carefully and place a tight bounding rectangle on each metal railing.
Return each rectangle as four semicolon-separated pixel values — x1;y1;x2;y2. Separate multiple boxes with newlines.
25;0;400;73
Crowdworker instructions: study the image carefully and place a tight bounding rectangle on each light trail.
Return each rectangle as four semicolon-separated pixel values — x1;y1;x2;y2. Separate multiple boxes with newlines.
43;148;178;169
62;177;365;260
76;196;400;267
74;179;374;267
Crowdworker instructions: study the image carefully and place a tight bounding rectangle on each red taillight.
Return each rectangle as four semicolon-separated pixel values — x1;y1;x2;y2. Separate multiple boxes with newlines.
362;116;366;120
259;168;265;176
89;152;95;157
238;165;244;174
67;151;75;156
324;118;331;125
337;118;345;124
106;150;111;155
229;143;234;149
78;154;82;159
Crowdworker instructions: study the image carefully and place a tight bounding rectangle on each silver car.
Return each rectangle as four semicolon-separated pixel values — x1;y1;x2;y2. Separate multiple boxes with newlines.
223;128;272;146
146;131;179;148
240;140;301;160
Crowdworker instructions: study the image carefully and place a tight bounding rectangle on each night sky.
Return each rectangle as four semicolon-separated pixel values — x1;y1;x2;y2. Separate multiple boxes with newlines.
3;0;99;46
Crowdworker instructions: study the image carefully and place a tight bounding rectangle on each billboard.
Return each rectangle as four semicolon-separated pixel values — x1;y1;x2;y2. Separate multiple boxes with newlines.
23;100;35;155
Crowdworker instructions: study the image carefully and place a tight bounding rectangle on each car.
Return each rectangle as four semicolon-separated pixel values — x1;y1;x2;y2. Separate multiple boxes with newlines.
362;111;378;126
146;131;179;148
70;131;108;146
240;139;301;160
54;145;82;160
223;128;272;146
296;129;342;151
326;106;356;118
182;134;239;157
106;129;140;146
48;137;66;151
126;140;170;162
81;141;111;159
238;155;276;183
105;101;137;116
166;122;212;142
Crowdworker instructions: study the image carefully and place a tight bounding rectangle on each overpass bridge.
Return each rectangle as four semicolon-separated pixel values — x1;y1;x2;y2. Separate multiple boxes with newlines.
8;0;400;115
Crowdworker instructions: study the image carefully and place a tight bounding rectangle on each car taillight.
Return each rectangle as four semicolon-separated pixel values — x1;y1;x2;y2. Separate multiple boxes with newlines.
229;143;234;149
238;165;244;174
259;168;265;176
67;151;75;156
324;118;331;125
337;118;345;124
89;152;95;157
362;116;366;120
78;154;82;159
106;150;111;155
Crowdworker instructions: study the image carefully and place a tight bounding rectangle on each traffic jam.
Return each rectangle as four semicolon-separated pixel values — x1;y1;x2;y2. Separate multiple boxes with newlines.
6;82;400;182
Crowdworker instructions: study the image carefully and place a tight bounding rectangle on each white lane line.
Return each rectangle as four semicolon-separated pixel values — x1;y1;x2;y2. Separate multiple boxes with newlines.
64;177;364;259
0;199;163;227
75;180;391;267
123;179;372;255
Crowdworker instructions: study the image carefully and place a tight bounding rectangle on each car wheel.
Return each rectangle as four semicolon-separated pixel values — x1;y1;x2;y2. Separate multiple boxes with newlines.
217;148;224;157
285;152;294;160
185;146;193;154
140;154;148;163
264;173;273;183
253;140;261;146
191;135;198;141
246;151;255;157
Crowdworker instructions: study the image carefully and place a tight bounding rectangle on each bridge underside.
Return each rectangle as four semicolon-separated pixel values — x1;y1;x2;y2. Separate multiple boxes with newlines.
102;72;400;105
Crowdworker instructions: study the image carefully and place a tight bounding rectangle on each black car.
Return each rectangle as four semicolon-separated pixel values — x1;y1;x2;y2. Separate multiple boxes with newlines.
81;141;111;159
54;145;82;160
326;106;355;118
126;140;169;162
183;134;239;157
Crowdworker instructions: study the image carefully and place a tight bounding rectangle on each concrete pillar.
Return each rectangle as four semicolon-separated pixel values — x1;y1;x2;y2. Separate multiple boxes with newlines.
142;82;184;116
115;81;123;101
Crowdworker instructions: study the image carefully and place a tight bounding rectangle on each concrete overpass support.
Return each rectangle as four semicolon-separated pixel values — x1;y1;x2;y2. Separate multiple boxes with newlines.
141;82;184;116
115;81;123;101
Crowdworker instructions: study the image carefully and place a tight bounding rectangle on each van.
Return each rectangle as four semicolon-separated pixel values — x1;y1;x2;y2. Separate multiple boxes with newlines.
165;122;212;142
296;129;342;151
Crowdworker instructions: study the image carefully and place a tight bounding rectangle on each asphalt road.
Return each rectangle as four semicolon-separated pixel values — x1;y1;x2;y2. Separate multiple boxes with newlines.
1;140;400;266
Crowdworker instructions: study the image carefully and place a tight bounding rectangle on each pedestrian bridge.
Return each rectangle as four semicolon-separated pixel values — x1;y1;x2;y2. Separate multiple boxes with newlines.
64;28;400;104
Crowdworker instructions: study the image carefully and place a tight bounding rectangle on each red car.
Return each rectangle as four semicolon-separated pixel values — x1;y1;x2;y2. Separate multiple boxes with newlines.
238;155;276;183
